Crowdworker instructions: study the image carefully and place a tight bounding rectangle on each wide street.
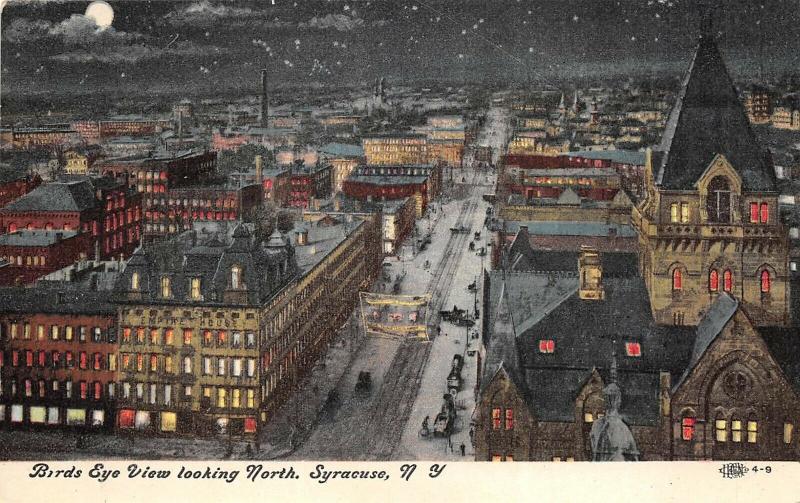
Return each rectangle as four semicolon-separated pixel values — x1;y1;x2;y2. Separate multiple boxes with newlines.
291;105;510;461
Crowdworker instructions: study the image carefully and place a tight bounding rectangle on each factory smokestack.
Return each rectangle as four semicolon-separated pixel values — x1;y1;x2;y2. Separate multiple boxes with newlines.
260;68;269;128
255;155;263;186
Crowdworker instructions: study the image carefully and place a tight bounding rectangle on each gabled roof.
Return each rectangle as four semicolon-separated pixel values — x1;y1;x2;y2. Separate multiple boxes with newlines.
480;281;525;393
673;293;738;390
2;180;97;213
655;33;776;192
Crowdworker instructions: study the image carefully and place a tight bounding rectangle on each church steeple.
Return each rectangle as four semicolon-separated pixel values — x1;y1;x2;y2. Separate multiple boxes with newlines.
655;23;775;192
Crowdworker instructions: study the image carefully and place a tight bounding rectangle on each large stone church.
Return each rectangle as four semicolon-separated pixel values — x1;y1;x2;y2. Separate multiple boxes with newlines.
475;29;800;462
632;30;789;327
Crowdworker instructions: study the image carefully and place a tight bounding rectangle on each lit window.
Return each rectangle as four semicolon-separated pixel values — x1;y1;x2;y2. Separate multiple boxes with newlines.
164;328;174;345
161;276;171;298
681;417;695;441
670;203;679;223
680;203;689;223
760;203;769;223
747;420;758;443
150;354;158;372
750;202;759;223
491;407;501;430
731;418;742;442
761;270;771;294
217;388;227;408
723;269;733;292
784;423;793;444
538;339;555;353
492;455;502;462
625;342;641;357
709;269;719;292
183;328;192;345
672;269;682;291
131;272;140;291
584;412;594;423
505;409;514;430
715;417;728;442
190;278;201;300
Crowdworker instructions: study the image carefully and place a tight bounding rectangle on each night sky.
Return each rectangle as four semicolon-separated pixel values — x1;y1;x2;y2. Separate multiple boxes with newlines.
1;0;799;99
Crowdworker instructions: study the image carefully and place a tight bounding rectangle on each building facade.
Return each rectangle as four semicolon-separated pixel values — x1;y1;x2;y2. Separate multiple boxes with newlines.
0;288;118;430
362;134;428;165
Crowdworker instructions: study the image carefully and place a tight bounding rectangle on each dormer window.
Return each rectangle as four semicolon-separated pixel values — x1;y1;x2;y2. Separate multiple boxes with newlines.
231;265;242;289
706;176;731;223
131;272;140;291
160;276;172;298
625;342;641;357
538;339;555;353
190;278;201;300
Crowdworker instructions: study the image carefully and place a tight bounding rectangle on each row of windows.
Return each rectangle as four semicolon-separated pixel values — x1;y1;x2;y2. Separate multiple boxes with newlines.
0;255;47;267
668;202;770;224
119;353;256;378
2;350;116;371
4;378;112;401
1;323;109;343
672;269;772;294
121;327;256;349
680;416;795;445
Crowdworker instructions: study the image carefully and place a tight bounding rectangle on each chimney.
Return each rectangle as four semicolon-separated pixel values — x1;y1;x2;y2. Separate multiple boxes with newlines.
255;155;263;186
578;245;604;300
260;68;269;128
177;110;183;148
55;232;64;242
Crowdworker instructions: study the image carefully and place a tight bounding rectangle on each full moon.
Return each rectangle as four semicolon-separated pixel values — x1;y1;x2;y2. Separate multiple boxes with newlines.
85;1;114;29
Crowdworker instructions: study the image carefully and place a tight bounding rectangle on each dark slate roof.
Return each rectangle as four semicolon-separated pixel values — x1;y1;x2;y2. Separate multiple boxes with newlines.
0;286;116;315
1;180;97;213
114;224;297;307
483;272;697;426
656;34;776;192
673;293;738;390
480;282;525;393
509;245;638;278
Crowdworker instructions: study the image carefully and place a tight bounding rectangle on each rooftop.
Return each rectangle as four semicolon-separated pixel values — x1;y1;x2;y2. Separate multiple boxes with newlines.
0;230;79;247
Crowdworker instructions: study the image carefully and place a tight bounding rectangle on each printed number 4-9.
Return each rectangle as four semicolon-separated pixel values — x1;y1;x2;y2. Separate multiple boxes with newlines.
751;466;772;473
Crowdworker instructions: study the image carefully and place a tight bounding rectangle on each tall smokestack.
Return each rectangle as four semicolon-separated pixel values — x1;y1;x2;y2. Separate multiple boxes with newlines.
260;68;269;128
177;110;183;149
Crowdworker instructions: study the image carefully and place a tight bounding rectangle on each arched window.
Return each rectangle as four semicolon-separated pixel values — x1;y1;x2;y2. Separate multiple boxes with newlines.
231;265;242;289
131;272;140;291
7;223;16;233
709;269;719;292
760;270;771;293
672;268;682;291
723;269;733;292
706;176;731;223
681;415;696;441
45;223;54;230
160;276;171;298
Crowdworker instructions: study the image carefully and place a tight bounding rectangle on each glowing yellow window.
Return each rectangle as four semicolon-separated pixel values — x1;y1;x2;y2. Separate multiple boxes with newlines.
584;413;594;423
731;420;742;442
747;421;758;443
784;423;793;444
715;419;728;442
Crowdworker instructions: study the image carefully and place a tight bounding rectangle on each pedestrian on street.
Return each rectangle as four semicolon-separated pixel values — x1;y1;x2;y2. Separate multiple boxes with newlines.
460;443;466;456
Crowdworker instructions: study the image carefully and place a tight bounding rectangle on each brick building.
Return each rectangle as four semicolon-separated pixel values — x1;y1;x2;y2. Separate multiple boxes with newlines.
288;162;332;209
362;133;428;165
0;177;143;261
0;168;41;208
342;164;441;217
0;230;93;286
96;150;216;242
0;287;118;430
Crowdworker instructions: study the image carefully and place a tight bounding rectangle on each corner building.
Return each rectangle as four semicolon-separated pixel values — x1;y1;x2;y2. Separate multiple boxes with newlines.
114;224;296;436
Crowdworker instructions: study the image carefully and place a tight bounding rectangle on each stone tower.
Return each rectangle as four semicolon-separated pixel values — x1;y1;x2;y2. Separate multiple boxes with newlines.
632;29;789;327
